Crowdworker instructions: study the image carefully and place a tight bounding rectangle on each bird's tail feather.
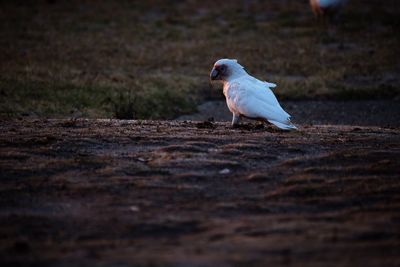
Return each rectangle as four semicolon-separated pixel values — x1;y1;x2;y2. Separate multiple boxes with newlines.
268;120;298;130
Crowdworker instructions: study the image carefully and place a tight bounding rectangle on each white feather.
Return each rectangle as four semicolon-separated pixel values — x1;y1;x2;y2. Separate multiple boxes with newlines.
213;59;297;130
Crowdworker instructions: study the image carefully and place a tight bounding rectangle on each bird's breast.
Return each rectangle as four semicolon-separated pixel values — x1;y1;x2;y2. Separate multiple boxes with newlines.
226;82;246;101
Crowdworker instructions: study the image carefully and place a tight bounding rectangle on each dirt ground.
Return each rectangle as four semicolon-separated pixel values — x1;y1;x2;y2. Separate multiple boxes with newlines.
0;118;399;267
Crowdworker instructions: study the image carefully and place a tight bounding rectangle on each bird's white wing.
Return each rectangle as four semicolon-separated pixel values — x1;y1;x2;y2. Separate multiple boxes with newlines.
226;77;296;130
239;76;282;108
239;94;291;123
231;77;294;127
265;82;277;89
245;75;276;90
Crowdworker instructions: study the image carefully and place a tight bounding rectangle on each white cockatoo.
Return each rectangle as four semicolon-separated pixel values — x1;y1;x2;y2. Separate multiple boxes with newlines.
210;59;297;130
309;0;347;21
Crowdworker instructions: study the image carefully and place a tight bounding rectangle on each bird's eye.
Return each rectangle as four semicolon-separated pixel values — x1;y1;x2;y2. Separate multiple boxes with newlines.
220;65;226;71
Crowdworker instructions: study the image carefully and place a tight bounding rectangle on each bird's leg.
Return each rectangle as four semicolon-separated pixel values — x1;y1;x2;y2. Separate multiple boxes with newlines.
231;113;241;128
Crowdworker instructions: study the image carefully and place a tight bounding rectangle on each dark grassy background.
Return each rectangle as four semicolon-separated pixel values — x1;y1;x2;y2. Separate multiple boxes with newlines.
0;0;399;119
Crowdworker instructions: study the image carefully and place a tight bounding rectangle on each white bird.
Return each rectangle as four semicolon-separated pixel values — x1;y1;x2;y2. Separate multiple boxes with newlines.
210;59;297;130
309;0;347;21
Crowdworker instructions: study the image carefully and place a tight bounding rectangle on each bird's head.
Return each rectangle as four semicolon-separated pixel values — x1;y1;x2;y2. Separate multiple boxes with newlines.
210;58;246;82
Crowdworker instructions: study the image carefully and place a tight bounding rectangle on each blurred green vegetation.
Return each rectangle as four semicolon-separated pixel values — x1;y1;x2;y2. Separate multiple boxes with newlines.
0;0;399;119
0;74;200;119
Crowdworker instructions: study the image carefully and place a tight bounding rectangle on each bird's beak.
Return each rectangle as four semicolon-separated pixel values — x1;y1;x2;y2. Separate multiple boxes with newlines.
210;68;219;81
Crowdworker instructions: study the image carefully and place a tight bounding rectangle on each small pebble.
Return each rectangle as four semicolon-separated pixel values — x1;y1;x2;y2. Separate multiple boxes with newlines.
129;206;140;212
219;168;231;174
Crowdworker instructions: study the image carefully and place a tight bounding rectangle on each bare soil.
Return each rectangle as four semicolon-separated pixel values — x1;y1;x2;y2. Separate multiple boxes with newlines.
1;119;399;267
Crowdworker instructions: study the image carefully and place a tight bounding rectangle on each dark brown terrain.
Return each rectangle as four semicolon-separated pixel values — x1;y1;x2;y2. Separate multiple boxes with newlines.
1;119;399;267
1;0;400;266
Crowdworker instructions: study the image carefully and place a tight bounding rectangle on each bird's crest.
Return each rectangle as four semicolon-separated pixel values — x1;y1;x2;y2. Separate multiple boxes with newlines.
231;59;245;69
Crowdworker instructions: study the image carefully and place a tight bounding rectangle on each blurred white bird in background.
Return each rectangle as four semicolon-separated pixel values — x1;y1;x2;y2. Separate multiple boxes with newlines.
210;59;297;130
310;0;347;22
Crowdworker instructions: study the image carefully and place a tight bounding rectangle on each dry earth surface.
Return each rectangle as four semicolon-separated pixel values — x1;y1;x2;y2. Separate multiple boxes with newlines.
1;119;399;267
